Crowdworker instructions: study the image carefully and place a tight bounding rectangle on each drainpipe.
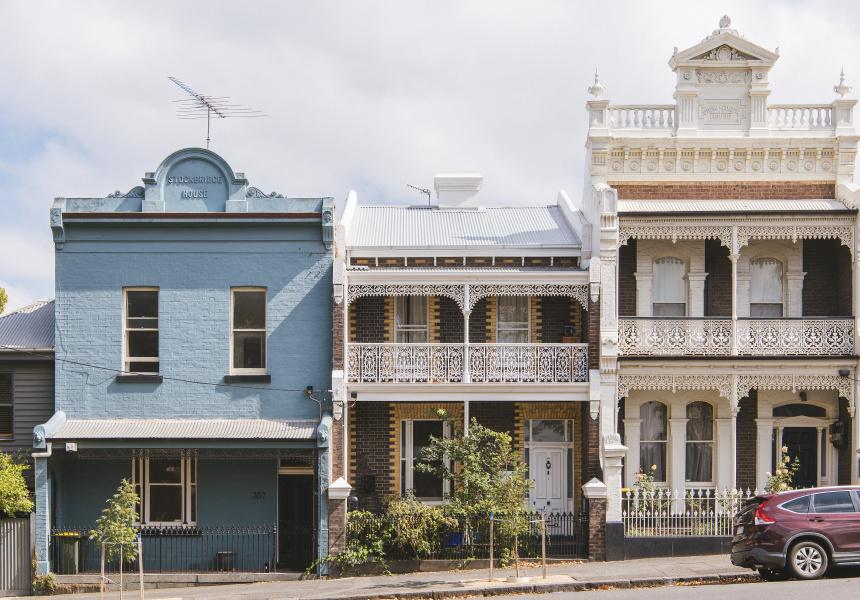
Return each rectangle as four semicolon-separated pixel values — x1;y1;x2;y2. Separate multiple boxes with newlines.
32;411;66;574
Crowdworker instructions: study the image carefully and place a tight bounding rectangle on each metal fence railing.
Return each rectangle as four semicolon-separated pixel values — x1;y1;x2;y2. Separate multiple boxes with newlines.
622;488;756;537
51;524;277;574
346;511;587;560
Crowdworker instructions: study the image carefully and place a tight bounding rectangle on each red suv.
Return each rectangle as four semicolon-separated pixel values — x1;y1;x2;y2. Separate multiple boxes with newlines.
732;486;860;580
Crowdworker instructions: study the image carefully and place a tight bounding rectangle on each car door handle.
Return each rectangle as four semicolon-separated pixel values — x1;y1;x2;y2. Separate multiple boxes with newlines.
809;517;825;522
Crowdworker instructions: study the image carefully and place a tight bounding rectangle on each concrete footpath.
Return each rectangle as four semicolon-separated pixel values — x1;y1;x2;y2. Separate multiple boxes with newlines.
24;555;758;600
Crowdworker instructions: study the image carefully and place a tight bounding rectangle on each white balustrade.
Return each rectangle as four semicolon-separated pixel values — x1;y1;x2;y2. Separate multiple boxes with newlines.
623;488;755;537
619;318;733;356
619;317;854;356
736;318;854;356
767;105;833;129
609;105;675;129
346;343;588;383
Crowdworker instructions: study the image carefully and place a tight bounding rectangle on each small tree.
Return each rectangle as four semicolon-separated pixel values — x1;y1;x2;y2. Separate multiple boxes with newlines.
89;479;140;562
414;410;533;575
0;450;34;517
0;287;7;315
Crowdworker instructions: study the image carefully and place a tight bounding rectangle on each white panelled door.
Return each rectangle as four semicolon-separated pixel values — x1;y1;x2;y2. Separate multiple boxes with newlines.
530;447;565;513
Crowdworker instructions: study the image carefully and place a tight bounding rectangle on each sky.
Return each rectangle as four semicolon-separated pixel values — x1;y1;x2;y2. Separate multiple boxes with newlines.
0;0;857;309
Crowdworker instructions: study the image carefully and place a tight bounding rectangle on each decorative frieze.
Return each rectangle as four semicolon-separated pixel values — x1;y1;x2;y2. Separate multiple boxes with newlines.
468;284;589;311
737;374;852;408
617;374;732;401
347;284;466;311
737;224;853;250
619;223;732;247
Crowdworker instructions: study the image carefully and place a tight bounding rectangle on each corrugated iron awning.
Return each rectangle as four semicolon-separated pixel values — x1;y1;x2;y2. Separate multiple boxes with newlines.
50;418;318;441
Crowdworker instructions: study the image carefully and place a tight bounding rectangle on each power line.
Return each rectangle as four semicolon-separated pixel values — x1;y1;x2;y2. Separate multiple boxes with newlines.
0;344;309;393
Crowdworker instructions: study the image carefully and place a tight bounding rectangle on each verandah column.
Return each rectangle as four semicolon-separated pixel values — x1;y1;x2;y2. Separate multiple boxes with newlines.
731;225;738;355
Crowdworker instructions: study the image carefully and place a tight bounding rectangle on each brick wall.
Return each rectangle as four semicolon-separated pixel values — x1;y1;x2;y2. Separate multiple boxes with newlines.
587;298;599;372
469;297;493;343
536;296;581;342
349;296;390;343
471;402;515;438
838;397;853;486
704;239;732;317
837;244;852;316
736;392;757;490
349;401;395;512
612;181;835;200
588;498;607;561
327;498;346;554
803;239;843;317
618;241;637;317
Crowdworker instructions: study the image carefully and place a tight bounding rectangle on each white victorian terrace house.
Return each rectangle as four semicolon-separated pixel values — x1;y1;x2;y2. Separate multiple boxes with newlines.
587;17;860;537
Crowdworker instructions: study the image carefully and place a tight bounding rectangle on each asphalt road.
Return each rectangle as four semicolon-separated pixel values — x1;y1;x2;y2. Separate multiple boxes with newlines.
489;570;860;600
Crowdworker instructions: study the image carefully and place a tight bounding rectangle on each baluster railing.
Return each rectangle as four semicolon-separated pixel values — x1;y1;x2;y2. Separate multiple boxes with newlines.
767;105;833;130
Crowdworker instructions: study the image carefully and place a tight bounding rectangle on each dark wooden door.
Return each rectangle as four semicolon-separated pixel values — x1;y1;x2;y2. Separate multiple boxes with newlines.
278;474;314;570
783;427;817;489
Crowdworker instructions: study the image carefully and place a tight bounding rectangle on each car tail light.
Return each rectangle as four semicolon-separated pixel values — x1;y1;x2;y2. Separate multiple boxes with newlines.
754;498;775;525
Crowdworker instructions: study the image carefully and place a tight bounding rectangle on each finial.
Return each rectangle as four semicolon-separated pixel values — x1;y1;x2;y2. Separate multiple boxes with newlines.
673;46;678;56
835;67;852;98
719;15;731;29
588;68;606;99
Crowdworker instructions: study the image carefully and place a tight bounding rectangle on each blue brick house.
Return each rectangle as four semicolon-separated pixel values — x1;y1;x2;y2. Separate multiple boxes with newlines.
33;148;334;574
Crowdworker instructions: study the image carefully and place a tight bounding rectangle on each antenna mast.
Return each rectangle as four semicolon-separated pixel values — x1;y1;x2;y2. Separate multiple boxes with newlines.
407;183;431;206
169;77;265;148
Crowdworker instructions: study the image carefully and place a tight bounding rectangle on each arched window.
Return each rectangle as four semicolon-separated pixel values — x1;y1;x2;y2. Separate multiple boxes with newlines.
640;401;667;481
750;258;783;317
773;403;827;418
653;257;686;316
685;401;714;483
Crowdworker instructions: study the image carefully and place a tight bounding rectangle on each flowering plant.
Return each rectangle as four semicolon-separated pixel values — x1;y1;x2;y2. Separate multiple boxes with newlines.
764;446;799;493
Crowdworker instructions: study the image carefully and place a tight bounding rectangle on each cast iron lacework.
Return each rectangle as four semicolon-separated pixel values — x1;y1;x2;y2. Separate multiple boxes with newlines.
736;374;852;408
619;224;732;248
347;284;467;311
617;374;732;401
467;284;589;311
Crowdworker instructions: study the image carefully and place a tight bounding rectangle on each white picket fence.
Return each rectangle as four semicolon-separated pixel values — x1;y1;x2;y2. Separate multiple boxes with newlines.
622;488;756;537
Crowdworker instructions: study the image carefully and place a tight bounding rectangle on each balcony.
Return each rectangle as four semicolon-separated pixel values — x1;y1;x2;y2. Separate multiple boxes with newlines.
619;317;855;357
346;343;589;384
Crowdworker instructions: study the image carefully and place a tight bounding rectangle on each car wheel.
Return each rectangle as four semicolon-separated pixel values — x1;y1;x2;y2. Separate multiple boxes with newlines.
757;567;788;581
788;540;828;580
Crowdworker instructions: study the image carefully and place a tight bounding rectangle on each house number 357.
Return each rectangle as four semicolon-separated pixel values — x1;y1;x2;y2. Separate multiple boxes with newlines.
252;492;266;499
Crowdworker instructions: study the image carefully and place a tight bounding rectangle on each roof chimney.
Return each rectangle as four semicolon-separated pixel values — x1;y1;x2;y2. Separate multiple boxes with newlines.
434;173;482;209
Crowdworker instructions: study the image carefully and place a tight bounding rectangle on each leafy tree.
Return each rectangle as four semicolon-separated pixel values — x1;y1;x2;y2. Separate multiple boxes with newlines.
0;287;7;315
414;410;533;575
89;479;140;562
0;450;34;517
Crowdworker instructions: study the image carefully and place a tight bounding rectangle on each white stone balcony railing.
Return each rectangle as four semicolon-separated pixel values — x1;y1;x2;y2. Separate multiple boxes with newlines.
609;105;675;130
619;317;854;357
736;318;854;356
619;318;733;356
767;105;833;130
346;343;589;384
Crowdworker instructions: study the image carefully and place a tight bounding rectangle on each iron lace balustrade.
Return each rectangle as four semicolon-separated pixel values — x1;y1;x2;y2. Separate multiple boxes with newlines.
346;343;588;383
619;318;733;356
50;524;277;574
736;318;855;356
622;488;755;537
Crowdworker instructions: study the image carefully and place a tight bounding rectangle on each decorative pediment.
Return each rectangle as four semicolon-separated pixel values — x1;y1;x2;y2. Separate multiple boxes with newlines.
670;17;779;68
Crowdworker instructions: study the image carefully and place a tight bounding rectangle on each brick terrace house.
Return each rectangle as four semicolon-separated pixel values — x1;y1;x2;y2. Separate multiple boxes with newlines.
586;16;860;551
326;173;604;555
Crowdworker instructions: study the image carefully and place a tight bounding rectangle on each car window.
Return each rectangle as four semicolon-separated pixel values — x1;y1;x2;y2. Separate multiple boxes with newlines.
780;495;810;514
812;491;857;513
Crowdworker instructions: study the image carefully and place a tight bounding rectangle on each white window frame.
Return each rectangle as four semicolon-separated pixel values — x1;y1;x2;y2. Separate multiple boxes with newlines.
497;296;531;343
231;287;267;374
123;287;159;373
132;458;197;526
400;419;451;504
652;256;687;317
684;401;714;486
394;296;430;343
749;257;785;318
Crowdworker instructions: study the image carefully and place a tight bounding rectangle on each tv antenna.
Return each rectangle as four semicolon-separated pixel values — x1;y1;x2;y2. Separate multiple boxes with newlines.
407;183;431;206
169;77;266;148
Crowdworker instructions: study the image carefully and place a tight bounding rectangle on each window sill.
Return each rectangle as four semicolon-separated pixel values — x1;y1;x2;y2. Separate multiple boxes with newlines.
116;374;163;383
224;374;271;383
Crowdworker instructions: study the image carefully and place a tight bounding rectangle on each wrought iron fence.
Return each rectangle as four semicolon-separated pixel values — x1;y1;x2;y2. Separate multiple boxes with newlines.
622;488;755;537
51;525;276;574
346;511;587;560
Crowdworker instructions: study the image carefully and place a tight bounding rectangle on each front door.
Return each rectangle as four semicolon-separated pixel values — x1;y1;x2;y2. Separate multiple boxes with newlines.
277;474;314;570
783;427;817;489
529;447;565;513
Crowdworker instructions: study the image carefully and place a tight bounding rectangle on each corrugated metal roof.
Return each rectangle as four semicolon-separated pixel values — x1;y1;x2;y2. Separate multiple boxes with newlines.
50;418;318;440
618;199;851;213
0;299;55;350
347;206;580;249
